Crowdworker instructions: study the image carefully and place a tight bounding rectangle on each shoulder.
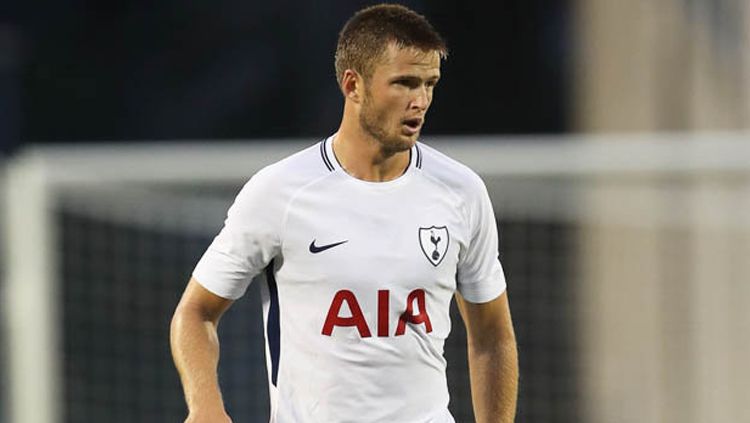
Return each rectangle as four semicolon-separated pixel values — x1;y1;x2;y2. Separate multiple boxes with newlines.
251;140;335;186
416;142;488;198
238;139;334;193
232;139;336;210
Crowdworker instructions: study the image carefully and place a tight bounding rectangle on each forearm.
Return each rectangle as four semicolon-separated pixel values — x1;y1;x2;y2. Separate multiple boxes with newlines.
467;338;519;423
170;304;227;414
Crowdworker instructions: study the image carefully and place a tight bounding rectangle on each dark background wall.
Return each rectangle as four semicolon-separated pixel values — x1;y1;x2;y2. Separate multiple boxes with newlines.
2;0;569;153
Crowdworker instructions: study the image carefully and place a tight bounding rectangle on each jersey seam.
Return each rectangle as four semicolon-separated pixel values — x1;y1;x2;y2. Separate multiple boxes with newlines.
413;145;482;241
203;246;251;269
415;167;473;248
279;170;341;252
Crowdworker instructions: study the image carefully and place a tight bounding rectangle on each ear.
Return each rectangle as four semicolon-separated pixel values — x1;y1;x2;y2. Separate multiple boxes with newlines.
341;69;364;104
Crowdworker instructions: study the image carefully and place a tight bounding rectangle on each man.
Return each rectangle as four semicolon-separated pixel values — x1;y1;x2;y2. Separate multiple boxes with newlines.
170;4;518;422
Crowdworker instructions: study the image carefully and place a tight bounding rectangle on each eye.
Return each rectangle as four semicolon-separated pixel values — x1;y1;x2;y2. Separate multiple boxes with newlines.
393;78;419;89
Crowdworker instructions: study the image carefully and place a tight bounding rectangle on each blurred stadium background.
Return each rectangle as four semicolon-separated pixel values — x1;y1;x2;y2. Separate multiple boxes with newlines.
1;1;749;423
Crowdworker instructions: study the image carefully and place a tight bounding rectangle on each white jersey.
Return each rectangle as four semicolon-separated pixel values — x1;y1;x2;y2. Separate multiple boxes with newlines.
194;135;506;423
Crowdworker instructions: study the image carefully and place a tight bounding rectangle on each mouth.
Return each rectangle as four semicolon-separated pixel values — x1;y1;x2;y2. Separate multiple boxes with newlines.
401;117;423;135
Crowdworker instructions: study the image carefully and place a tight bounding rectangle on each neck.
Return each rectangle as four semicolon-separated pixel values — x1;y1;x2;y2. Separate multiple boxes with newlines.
333;113;411;183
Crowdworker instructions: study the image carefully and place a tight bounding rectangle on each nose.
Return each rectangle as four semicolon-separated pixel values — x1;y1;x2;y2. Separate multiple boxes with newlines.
410;86;430;110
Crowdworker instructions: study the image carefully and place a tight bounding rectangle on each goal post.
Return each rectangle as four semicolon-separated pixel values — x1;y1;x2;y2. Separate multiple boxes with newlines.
4;151;60;423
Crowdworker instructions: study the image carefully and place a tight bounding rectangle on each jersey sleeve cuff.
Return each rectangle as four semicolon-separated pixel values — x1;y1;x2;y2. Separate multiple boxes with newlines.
457;267;507;303
192;249;256;300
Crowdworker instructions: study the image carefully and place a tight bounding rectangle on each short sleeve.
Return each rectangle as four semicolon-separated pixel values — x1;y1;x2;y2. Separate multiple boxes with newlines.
193;170;283;300
456;178;507;303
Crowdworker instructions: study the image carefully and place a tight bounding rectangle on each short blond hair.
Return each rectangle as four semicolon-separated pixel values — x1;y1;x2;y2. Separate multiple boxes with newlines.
334;4;447;86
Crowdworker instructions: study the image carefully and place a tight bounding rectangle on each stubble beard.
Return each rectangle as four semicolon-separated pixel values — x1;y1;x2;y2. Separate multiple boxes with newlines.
359;91;413;156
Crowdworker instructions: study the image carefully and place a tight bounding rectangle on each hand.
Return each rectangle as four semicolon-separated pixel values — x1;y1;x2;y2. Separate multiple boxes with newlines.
185;410;232;423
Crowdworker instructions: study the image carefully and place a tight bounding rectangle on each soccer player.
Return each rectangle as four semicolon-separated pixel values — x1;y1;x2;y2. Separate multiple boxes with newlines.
170;4;518;423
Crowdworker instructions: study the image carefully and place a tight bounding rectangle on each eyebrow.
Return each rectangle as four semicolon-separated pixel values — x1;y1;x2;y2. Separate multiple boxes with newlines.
390;74;441;83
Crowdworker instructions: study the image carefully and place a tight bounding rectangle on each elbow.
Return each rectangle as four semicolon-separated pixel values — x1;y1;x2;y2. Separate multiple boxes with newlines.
468;329;517;357
170;302;206;340
170;304;190;343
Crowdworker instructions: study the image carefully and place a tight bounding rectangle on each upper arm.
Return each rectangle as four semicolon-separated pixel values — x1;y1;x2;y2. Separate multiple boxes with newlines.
456;175;506;303
175;277;234;324
456;291;515;348
193;170;284;300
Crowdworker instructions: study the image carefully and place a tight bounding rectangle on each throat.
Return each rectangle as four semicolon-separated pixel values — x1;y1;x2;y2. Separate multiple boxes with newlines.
332;137;411;182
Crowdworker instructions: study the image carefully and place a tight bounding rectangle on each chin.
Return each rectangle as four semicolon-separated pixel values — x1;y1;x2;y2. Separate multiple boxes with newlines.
386;135;416;152
403;133;420;146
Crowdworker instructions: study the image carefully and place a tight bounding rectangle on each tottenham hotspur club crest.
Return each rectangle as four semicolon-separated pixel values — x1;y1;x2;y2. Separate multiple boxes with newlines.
419;226;449;267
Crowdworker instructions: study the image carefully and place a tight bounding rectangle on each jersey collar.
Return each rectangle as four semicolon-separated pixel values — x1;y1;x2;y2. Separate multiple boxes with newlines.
320;135;422;175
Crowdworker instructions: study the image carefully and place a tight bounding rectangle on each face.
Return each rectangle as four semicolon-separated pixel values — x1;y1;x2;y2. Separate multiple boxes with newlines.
358;43;441;153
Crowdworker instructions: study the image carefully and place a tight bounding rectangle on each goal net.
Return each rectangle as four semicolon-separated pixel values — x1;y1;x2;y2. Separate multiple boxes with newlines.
4;133;749;423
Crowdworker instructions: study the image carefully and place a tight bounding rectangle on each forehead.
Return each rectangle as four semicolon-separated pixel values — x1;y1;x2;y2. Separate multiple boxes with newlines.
372;43;441;77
